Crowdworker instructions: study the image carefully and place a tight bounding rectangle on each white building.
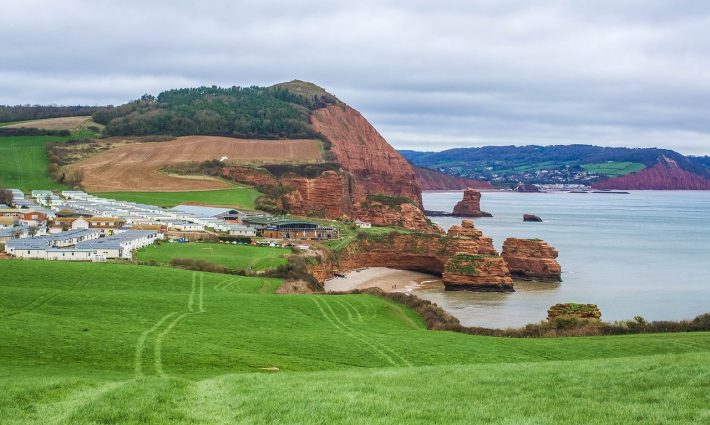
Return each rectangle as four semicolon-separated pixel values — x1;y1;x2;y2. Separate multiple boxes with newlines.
355;220;371;228
5;229;160;260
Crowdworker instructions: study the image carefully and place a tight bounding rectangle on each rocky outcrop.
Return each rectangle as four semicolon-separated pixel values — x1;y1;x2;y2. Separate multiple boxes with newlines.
502;238;561;282
547;303;601;321
328;220;512;292
443;254;513;292
354;199;440;233
221;165;278;187
446;220;497;254
452;188;492;217
523;214;542;222
220;99;435;231
311;104;423;208
592;160;710;190
413;166;493;190
282;171;350;218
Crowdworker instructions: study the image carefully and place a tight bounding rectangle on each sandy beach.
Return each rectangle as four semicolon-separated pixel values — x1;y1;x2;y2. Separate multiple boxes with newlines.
324;267;441;293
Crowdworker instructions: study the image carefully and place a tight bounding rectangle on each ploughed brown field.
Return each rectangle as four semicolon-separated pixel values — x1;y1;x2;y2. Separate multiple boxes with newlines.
4;116;91;130
67;136;323;192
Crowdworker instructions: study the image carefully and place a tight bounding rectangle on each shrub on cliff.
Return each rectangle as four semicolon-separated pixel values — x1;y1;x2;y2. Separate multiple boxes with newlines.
363;194;416;211
341;289;710;338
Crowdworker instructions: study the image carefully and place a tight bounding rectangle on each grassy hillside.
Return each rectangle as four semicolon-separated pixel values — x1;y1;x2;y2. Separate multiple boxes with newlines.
137;242;289;271
401;145;709;187
95;186;261;209
581;161;645;176
1;260;708;423
0;134;81;191
0;125;99;191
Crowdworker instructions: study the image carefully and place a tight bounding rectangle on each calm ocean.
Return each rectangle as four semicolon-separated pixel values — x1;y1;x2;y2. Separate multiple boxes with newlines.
420;190;710;328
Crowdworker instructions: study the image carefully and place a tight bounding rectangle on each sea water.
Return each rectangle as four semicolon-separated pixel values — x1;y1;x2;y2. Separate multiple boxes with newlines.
419;190;710;328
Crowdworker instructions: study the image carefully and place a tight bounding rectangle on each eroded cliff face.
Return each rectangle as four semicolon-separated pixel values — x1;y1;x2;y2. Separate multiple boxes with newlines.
220;100;433;230
326;220;513;292
502;238;561;282
221;165;279;187
452;188;492;217
591;161;710;190
443;254;513;292
282;171;351;218
311;104;423;208
353;200;439;233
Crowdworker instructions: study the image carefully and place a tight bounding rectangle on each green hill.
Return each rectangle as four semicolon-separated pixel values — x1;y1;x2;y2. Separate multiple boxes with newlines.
1;260;708;424
400;144;710;187
93;81;338;139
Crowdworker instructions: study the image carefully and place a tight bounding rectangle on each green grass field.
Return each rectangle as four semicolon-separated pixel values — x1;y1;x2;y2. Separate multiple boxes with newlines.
0;135;72;190
0;260;708;423
95;186;261;209
0;128;98;191
582;161;646;176
137;242;289;270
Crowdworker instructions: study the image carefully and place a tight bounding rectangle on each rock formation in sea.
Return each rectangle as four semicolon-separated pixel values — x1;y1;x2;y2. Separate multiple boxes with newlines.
452;188;492;217
501;238;561;281
547;303;601;321
523;214;542;222
442;253;514;292
316;220;513;292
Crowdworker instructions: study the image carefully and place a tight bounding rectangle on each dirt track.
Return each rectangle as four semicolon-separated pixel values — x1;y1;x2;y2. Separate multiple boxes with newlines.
5;116;91;130
68;136;323;192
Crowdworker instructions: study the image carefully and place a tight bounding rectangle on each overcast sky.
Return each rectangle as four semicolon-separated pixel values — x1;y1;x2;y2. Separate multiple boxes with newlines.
2;1;710;154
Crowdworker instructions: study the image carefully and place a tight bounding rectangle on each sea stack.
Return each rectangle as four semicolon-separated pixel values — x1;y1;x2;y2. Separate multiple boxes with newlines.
501;238;561;282
442;253;514;292
452;188;492;217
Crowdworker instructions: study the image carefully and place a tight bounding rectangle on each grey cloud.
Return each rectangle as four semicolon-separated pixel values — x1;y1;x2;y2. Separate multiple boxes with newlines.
1;0;710;154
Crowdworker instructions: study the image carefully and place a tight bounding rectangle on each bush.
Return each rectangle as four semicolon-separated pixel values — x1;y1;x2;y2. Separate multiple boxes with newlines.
330;289;710;338
0;128;70;137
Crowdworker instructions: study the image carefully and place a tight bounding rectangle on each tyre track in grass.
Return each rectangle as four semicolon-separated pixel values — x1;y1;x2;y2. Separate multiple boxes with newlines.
134;271;206;378
214;277;235;290
134;312;179;377
154;312;192;378
333;299;355;322
4;266;97;318
329;297;413;367
311;297;401;367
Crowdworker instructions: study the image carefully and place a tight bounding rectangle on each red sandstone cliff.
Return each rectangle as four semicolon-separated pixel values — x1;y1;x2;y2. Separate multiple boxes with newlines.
327;220;512;291
501;238;561;282
352;200;440;233
221;95;435;230
281;171;350;218
592;161;710;190
452;188;492;217
413;166;493;190
443;254;513;292
311;104;423;208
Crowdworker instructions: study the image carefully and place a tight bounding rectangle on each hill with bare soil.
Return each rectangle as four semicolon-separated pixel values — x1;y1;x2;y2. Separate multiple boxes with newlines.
68;136;323;192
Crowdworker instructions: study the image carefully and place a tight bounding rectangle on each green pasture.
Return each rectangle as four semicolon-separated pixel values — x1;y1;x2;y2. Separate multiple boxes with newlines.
94;186;261;209
137;242;289;271
0;260;708;424
582;161;646;176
